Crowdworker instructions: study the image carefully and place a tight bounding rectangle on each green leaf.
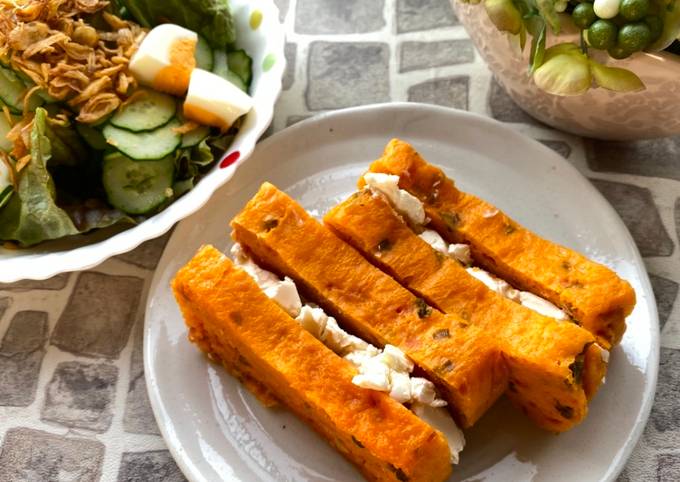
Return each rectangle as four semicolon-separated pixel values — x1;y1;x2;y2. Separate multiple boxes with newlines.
590;62;646;92
62;204;135;232
543;42;582;62
0;109;80;246
120;0;235;47
524;14;544;37
648;0;680;50
192;138;215;166
536;0;561;34
519;23;527;50
0;109;135;246
43;119;90;167
529;19;547;72
485;0;523;34
0;186;12;209
533;51;593;95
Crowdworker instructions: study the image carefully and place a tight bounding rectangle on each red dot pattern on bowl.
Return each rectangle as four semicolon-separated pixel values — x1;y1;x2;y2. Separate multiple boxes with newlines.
220;151;240;169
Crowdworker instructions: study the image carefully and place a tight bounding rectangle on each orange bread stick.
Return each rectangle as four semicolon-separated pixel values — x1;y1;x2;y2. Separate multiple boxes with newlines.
325;189;607;432
172;245;452;482
360;139;636;349
231;183;509;428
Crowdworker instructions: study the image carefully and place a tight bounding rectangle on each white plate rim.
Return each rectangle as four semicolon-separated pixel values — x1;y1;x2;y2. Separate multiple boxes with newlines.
144;102;660;482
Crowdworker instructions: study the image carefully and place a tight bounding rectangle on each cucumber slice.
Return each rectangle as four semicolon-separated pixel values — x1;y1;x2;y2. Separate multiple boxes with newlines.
195;36;214;71
212;51;229;77
103;118;182;160
76;123;108;151
212;51;247;92
110;89;176;132
103;152;174;215
181;125;211;148
224;70;248;92
0;112;15;151
227;50;252;86
0;66;42;113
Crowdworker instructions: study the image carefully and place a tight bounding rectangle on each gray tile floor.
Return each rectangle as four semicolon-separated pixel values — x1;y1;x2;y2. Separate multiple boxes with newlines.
1;0;679;480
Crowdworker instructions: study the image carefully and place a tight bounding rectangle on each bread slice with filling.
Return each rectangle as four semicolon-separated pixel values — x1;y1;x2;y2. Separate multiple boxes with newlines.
231;182;509;428
324;188;607;432
172;245;453;482
358;139;636;349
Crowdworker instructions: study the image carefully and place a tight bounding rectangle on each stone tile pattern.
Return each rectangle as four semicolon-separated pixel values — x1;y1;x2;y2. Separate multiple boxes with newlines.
0;0;679;480
116;233;170;270
538;140;572;159
273;0;290;21
650;274;679;330
396;0;458;32
585;136;680;182
42;361;118;432
649;348;680;436
591;179;674;258
408;76;469;110
399;39;474;72
676;198;680;245
283;43;296;91
123;318;160;436
306;42;390;110
295;0;386;34
0;311;48;406
0;298;8;319
488;77;540;124
658;453;680;481
51;272;143;358
0;427;104;481
0;273;69;292
117;450;186;482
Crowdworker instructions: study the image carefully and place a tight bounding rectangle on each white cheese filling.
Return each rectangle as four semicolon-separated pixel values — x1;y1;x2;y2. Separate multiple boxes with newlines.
418;228;568;320
231;243;465;463
363;172;427;225
362;172;569;322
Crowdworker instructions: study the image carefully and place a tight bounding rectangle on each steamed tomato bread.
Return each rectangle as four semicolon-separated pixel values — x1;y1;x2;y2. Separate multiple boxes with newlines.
129;24;197;96
184;69;253;130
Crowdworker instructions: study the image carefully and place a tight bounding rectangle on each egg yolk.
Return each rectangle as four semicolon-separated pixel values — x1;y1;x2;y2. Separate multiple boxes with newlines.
183;103;231;131
152;37;197;96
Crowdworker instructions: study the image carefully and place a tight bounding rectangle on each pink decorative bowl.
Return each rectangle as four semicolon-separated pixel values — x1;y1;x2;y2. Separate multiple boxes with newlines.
453;1;680;140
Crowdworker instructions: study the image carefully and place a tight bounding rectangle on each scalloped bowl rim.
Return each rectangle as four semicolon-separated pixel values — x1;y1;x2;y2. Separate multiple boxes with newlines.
0;0;286;283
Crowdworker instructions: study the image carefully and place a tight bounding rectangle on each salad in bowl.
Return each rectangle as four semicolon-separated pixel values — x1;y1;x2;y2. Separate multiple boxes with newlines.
0;0;285;281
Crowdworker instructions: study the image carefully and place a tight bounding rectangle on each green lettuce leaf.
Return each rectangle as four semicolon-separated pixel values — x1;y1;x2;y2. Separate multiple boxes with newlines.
0;109;134;246
0;109;80;246
43;119;90;167
121;0;235;47
62;203;135;233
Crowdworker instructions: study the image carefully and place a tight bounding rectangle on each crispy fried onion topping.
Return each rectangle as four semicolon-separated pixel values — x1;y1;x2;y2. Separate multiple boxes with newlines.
0;0;147;124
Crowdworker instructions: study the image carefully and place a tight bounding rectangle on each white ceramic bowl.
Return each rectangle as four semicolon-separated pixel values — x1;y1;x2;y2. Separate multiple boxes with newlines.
0;0;285;283
453;1;680;140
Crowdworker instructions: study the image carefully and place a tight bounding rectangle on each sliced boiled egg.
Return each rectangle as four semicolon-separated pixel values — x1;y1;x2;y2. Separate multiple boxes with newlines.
129;24;197;97
183;68;253;130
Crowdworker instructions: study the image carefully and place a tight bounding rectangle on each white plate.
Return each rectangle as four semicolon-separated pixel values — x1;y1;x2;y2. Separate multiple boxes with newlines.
0;0;286;283
144;104;659;482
